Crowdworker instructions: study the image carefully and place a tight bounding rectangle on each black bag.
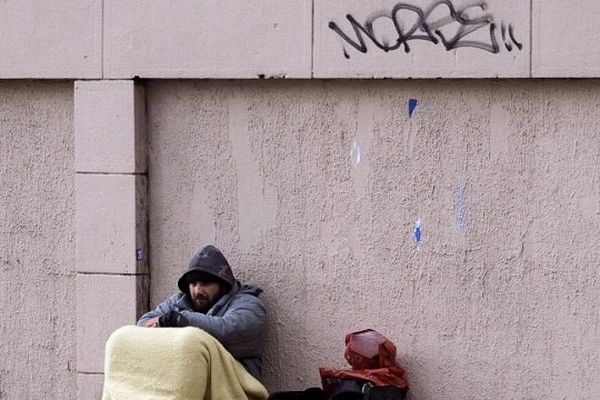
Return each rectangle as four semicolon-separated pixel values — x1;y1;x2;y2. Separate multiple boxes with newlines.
268;387;327;400
331;379;364;400
364;384;407;400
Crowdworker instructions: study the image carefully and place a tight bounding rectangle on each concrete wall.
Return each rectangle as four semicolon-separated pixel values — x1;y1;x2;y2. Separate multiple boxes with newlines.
0;78;597;399
3;0;600;79
1;3;598;400
0;81;76;399
147;80;600;398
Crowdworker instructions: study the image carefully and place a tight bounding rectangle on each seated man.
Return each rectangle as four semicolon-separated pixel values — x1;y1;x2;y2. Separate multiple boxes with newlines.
137;245;266;380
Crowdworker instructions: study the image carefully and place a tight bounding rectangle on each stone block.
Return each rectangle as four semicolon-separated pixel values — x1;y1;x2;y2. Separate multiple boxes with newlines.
75;81;146;174
314;0;530;78
77;373;105;400
76;274;149;373
532;1;600;77
76;174;148;274
103;0;312;78
0;0;101;78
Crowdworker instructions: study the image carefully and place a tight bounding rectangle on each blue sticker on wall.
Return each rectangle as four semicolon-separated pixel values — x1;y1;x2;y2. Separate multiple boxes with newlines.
408;98;418;118
413;219;422;243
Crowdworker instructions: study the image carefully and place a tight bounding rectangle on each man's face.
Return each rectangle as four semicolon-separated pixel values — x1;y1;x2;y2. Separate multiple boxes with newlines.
188;279;222;312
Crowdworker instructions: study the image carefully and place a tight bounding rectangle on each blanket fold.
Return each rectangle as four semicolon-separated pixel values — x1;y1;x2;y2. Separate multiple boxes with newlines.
102;326;269;400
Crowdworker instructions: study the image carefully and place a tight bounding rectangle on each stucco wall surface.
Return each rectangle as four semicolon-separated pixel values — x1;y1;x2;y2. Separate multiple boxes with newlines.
146;80;600;399
0;81;76;399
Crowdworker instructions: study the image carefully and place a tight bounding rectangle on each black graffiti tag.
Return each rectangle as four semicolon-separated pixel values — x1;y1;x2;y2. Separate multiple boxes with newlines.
328;0;523;58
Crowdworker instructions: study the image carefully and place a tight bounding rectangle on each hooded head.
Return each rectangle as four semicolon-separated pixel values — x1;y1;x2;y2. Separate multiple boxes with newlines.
177;245;236;295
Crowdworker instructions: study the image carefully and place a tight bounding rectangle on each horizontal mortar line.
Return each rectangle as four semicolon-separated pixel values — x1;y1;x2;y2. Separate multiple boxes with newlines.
76;78;144;81
75;171;147;176
76;271;149;277
77;371;104;376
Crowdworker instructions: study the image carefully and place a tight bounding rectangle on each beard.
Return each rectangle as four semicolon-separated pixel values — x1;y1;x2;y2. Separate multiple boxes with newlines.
191;294;212;313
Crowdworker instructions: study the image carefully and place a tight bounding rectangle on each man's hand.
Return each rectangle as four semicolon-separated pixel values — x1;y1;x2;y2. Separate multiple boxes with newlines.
143;316;160;328
158;311;189;327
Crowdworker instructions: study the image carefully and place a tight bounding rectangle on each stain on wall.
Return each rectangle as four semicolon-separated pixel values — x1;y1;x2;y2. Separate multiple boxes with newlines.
228;91;277;247
146;79;600;398
454;182;468;233
0;81;76;399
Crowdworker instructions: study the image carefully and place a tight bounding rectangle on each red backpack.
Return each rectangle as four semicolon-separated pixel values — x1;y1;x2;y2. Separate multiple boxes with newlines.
319;329;408;397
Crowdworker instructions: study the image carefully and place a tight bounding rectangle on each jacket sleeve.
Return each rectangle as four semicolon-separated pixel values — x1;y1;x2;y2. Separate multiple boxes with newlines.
179;295;266;359
136;294;179;327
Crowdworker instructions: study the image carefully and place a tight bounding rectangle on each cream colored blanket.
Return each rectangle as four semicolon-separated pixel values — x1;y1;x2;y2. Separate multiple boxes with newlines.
102;326;269;400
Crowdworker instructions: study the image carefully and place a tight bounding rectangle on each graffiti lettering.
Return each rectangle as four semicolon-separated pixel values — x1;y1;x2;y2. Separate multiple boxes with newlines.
328;0;523;58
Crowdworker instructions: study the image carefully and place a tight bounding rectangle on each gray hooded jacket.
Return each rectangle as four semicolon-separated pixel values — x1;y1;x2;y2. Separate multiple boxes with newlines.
137;281;266;379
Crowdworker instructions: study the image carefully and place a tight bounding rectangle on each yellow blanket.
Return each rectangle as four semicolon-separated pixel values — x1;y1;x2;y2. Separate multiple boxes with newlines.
102;326;269;400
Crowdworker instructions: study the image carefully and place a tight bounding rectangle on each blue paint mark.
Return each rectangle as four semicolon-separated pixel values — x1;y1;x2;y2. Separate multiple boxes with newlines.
413;219;422;243
408;98;418;118
136;249;144;261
